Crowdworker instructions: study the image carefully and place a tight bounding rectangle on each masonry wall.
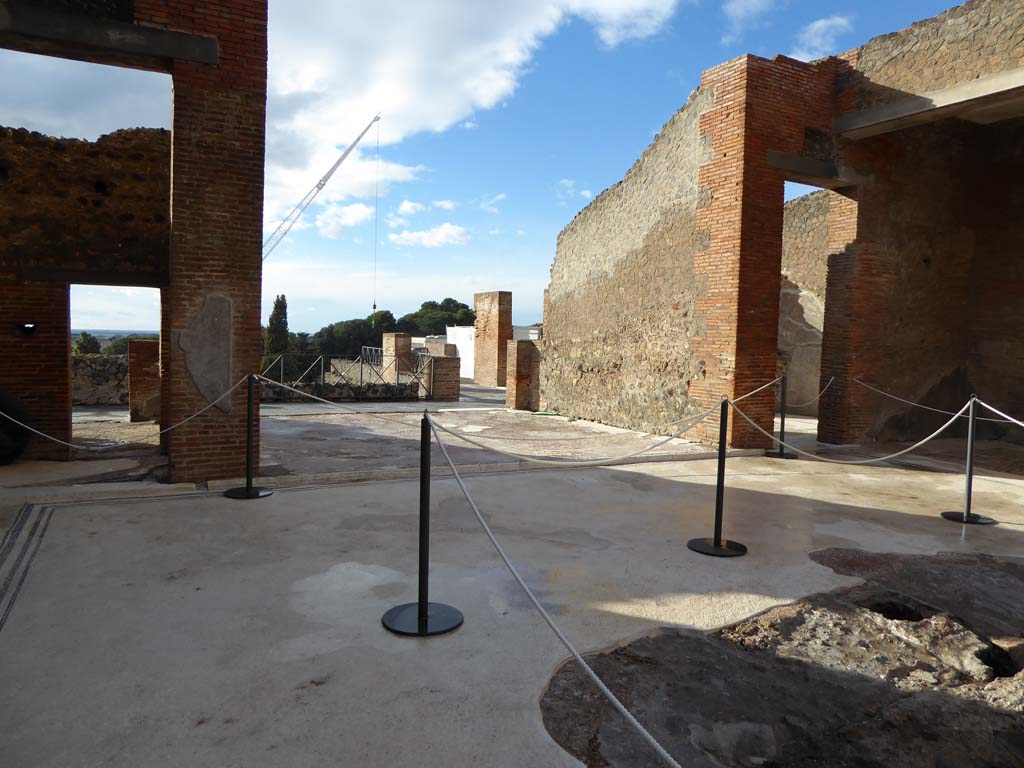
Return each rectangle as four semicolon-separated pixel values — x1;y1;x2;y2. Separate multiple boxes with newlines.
838;0;1024;111
128;340;161;422
541;86;713;434
0;127;170;285
431;357;461;402
73;354;128;405
474;291;512;387
506;340;540;411
0;282;70;460
777;191;829;414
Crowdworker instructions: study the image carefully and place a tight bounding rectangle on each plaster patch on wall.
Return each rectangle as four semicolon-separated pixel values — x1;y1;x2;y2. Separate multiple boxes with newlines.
178;293;233;412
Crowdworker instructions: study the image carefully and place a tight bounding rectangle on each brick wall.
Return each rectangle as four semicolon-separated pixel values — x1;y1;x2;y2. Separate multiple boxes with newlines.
473;291;511;387
506;340;540;411
128;339;161;422
0;282;70;460
139;0;268;482
426;342;457;357
431;356;461;402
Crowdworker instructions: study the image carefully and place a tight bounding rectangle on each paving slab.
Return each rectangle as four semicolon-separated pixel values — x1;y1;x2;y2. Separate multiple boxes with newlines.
2;456;1023;767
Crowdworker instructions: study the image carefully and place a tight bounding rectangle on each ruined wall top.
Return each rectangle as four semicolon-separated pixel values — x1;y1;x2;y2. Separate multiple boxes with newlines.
0;126;170;286
839;0;1024;111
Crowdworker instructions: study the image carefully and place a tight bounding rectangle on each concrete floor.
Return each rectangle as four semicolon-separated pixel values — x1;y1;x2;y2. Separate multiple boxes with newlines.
2;456;1023;767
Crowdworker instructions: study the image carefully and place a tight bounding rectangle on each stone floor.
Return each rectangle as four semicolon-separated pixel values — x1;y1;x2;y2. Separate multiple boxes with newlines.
1;455;1022;767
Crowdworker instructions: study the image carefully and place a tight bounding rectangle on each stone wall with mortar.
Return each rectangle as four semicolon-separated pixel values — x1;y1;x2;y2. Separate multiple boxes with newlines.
837;0;1024;112
72;354;128;406
778;191;829;414
0;127;170;285
541;86;713;434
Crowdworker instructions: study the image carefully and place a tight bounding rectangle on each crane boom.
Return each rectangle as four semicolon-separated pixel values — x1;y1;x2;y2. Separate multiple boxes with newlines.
262;113;381;262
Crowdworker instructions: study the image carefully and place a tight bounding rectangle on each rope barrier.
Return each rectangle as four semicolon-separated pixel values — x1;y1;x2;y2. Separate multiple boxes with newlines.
428;421;684;768
976;398;1024;430
728;398;970;466
0;376;248;451
732;376;782;403
257;376;417;430
852;378;1013;425
427;402;721;469
787;376;834;410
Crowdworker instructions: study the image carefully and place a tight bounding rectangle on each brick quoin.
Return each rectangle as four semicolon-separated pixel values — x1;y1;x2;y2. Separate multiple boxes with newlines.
690;55;834;448
430;357;461;402
506;340;541;411
474;291;512;387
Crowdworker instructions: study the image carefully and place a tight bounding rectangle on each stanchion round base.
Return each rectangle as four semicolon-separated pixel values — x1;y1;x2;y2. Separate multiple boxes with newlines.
687;537;748;557
382;602;464;637
770;451;798;460
940;511;997;526
223;487;274;500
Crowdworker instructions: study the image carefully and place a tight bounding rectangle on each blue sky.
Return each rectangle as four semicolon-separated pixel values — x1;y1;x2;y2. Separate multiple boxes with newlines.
0;0;954;331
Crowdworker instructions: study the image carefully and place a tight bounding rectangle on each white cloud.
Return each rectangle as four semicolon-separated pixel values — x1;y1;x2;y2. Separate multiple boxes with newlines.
557;178;593;204
515;228;526;236
398;199;426;215
480;192;507;214
789;16;853;62
488;228;504;235
388;222;469;247
385;213;408;229
461;120;479;129
432;199;457;210
314;202;374;238
721;0;775;44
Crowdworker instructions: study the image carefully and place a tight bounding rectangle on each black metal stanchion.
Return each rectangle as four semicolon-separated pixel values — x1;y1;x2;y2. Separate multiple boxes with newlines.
382;412;464;636
941;396;995;525
224;374;273;500
688;399;748;557
773;375;797;460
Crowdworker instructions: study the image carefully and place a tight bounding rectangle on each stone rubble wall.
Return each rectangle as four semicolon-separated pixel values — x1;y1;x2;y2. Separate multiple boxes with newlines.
778;191;829;415
0;127;170;284
72;354;128;406
260;381;420;403
540;86;713;434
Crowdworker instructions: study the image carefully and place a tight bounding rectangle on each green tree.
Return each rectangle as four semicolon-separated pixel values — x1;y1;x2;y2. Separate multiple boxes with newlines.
73;331;101;355
267;295;289;355
397;298;474;335
102;334;158;355
292;331;313;355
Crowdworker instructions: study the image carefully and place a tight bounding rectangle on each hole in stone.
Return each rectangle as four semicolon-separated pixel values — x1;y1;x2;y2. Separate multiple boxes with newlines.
94;179;109;194
865;600;924;622
976;645;1019;678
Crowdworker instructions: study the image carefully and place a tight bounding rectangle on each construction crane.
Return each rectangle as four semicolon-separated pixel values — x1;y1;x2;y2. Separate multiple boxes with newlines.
262;113;381;262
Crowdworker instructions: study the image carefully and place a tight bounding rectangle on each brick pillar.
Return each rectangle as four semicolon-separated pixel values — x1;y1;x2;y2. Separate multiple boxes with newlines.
430;357;461;402
0;282;71;460
506;340;540;411
160;2;268;482
689;55;834;448
817;191;860;444
473;291;512;387
383;332;412;384
128;339;161;422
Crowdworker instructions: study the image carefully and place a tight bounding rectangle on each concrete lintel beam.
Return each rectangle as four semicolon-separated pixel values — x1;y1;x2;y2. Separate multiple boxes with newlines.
766;150;856;190
836;67;1024;141
0;1;218;68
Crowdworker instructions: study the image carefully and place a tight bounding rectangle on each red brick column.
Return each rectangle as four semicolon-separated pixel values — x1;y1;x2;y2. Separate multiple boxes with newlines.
474;291;512;387
128;339;161;422
689;55;834;447
506;340;540;411
142;1;268;482
383;332;412;385
430;357;461;402
0;282;71;460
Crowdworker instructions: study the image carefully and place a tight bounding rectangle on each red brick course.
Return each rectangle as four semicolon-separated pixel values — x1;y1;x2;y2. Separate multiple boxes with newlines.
128;339;161;422
430;357;461;402
474;291;512;387
506;340;540;411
